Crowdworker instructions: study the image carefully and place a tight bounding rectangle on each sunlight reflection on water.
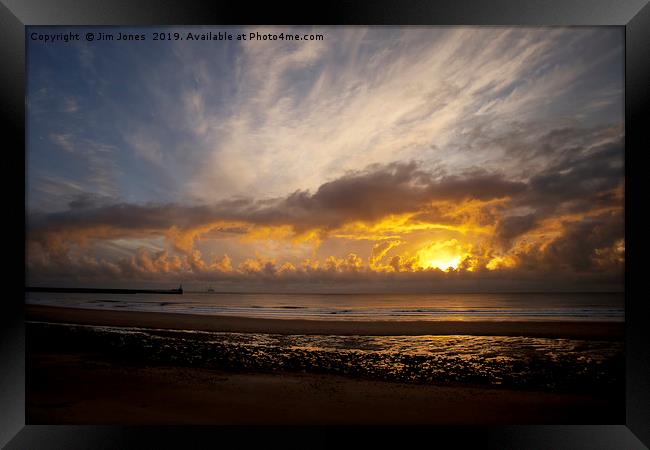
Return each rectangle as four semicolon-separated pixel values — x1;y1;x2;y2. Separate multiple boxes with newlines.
26;291;624;322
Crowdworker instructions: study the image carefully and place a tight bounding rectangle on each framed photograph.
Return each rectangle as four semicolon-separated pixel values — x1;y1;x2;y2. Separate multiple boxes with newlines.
3;0;649;448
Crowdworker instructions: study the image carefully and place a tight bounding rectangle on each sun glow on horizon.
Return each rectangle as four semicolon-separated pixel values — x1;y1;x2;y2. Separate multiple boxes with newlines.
424;255;463;271
415;239;468;272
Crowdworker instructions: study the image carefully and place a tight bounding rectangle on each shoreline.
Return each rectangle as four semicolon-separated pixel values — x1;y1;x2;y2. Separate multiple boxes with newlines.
26;304;624;340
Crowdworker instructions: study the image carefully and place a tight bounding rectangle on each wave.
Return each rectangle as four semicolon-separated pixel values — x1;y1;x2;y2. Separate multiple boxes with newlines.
25;291;624;322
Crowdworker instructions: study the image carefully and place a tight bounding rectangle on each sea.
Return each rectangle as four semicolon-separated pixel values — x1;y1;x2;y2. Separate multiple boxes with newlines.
25;291;624;322
26;291;625;391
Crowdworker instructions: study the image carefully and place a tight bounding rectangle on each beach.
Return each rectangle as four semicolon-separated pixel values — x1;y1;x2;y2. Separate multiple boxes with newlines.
24;22;627;431
27;351;622;425
26;304;624;340
26;304;624;424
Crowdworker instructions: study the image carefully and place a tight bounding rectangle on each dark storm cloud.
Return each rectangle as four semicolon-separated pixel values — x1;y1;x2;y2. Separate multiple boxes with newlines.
527;140;622;202
496;214;539;244
28;161;528;240
490;124;624;244
252;162;526;230
496;123;622;165
543;212;624;271
514;211;624;273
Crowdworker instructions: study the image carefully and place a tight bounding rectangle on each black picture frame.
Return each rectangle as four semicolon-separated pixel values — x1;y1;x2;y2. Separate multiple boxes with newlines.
3;0;649;448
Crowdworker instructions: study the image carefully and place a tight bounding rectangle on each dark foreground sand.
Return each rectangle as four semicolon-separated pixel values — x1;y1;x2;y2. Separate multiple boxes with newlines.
27;351;623;425
26;304;624;340
26;304;624;424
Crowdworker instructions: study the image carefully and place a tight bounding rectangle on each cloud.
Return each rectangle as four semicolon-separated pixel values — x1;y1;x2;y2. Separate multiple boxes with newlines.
176;27;622;203
62;97;79;113
254;162;526;232
124;129;164;165
50;133;75;152
496;214;538;245
26;27;624;290
369;240;402;269
27;161;525;249
514;211;624;273
44;134;122;199
26;155;624;288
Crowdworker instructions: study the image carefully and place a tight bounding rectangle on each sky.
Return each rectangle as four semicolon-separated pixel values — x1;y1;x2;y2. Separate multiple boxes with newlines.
26;26;625;292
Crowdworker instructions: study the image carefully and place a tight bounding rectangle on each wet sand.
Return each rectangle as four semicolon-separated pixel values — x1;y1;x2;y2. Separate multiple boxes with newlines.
26;304;624;424
26;304;624;340
27;351;623;425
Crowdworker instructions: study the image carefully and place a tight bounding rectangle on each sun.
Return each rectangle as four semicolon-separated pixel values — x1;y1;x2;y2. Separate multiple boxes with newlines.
416;239;466;271
424;255;462;271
